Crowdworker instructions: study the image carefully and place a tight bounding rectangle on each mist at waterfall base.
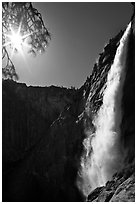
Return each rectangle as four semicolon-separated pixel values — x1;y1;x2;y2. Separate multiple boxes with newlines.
77;22;131;197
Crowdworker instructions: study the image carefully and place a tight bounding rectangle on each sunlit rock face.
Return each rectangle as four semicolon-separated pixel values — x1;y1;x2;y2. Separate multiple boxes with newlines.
2;19;134;202
87;162;135;202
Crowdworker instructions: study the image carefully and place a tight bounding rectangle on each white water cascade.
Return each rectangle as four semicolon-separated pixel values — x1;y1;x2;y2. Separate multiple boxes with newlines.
77;22;131;197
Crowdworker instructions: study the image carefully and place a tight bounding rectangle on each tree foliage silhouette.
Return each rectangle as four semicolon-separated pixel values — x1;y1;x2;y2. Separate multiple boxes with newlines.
2;2;51;80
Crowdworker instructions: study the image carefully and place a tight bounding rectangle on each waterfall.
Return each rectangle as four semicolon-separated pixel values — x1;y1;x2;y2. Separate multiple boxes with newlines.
77;22;131;197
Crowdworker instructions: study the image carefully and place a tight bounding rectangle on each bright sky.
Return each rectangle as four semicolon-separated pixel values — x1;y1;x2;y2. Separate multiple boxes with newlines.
11;2;132;88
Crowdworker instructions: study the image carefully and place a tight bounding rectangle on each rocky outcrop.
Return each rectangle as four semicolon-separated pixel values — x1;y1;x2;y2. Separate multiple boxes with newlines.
2;18;135;202
88;162;135;202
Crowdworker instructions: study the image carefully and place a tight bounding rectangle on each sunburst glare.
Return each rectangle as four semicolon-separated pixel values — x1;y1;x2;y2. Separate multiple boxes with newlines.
3;24;31;58
9;29;23;52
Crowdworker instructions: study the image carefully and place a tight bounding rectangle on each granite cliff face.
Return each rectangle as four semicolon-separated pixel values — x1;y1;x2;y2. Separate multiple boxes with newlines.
3;80;76;162
2;19;135;201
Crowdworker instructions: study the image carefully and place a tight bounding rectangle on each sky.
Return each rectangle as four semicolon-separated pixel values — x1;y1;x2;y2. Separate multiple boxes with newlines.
11;2;132;88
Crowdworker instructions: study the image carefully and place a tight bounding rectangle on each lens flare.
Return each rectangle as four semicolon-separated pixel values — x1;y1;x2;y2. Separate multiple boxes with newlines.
3;23;31;57
9;28;23;52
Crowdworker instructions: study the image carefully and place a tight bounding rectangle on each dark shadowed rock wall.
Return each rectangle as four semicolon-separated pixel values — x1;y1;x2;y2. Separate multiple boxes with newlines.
3;80;76;163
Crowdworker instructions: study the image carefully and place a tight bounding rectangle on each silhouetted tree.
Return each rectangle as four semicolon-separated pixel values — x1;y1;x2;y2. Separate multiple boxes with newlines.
2;2;51;80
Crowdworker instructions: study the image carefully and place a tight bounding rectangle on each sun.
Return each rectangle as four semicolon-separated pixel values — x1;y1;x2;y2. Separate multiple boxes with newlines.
9;29;23;52
4;24;31;56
